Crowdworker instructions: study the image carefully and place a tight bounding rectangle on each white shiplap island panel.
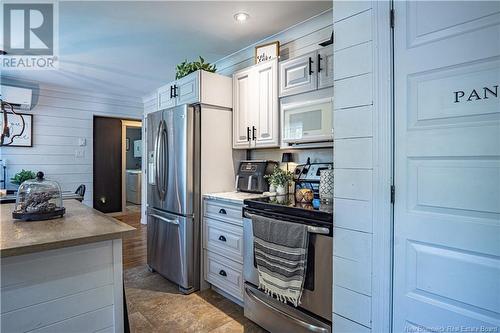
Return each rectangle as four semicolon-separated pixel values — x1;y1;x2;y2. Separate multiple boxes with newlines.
1;77;143;207
0;240;124;333
333;1;392;333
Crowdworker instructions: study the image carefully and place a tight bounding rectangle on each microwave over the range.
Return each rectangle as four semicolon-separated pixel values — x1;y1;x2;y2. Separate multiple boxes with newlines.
281;97;333;147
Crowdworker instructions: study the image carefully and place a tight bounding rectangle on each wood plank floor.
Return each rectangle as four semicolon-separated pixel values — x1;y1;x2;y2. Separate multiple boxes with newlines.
113;208;147;270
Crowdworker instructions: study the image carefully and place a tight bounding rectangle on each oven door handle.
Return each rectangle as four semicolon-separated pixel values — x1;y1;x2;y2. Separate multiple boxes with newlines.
245;287;329;333
244;212;330;235
307;226;330;235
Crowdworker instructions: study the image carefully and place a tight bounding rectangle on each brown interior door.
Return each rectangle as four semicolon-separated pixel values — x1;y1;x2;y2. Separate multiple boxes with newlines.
93;116;122;213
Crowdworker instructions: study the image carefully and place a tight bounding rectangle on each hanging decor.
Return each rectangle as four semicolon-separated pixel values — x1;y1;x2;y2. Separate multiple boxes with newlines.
0;101;32;147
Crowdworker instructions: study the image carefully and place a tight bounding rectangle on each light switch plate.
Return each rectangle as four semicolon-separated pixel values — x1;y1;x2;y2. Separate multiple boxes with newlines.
75;149;85;158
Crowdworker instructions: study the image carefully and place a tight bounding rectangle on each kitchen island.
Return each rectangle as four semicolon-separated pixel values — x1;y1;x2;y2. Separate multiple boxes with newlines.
0;200;135;333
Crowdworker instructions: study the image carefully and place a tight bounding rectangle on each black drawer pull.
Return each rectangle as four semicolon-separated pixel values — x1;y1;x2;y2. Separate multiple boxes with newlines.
218;235;227;242
218;208;227;215
219;270;227;277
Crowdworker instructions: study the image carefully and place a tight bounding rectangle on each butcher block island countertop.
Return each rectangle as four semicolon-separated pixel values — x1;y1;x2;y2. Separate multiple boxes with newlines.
0;200;135;257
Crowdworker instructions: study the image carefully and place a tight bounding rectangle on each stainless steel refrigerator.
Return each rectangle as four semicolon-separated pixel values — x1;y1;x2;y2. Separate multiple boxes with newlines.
146;104;200;294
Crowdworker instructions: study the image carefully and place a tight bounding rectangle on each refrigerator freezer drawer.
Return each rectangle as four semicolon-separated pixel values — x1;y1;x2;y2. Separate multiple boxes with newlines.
147;209;198;293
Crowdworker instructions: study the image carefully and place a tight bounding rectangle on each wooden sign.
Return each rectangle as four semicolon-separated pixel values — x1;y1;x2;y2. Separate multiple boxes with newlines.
0;112;33;147
255;41;280;64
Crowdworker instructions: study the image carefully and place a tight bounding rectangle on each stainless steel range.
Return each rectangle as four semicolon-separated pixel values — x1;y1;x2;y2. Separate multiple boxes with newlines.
242;163;333;333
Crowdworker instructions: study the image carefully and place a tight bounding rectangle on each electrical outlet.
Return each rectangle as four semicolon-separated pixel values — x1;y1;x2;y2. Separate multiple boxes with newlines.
78;138;86;146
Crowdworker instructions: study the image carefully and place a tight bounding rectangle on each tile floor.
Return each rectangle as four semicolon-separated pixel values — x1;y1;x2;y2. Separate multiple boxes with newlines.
124;266;267;333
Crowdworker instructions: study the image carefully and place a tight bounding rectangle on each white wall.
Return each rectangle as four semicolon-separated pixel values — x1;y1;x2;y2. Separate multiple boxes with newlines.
1;77;143;207
332;1;392;332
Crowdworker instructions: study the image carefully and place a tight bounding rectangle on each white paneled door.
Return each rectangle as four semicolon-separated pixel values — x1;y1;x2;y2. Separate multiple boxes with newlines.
393;1;500;331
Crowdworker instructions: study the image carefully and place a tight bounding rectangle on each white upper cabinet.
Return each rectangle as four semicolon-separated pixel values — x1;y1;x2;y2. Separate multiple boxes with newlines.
232;58;279;149
279;46;333;97
176;72;200;105
280;51;318;97
318;46;334;89
233;69;253;149
156;70;231;110
253;60;279;147
158;83;176;110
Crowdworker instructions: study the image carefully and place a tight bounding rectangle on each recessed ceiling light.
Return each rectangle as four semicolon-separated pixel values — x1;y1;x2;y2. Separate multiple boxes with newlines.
234;12;250;23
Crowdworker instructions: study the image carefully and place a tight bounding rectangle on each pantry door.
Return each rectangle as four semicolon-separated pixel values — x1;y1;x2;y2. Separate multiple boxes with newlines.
393;1;500;331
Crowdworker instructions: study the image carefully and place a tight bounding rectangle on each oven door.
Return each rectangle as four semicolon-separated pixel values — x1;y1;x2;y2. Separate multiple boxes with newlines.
243;215;332;326
281;98;333;144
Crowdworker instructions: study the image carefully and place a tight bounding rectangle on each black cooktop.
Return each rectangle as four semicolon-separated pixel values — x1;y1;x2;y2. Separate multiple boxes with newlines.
243;195;333;224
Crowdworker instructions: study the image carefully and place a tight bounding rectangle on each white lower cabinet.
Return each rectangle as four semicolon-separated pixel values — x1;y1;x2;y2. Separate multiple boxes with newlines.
203;198;244;302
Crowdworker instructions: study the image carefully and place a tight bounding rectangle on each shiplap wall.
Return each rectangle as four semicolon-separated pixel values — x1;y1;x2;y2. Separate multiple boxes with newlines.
1;77;143;206
332;1;392;332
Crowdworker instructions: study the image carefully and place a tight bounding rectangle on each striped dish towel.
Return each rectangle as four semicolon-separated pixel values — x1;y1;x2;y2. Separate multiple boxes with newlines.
251;213;309;307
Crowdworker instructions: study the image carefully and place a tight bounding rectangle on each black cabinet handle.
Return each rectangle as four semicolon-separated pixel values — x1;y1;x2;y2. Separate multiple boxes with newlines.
308;57;314;75
246;127;251;141
219;270;227;277
219;208;227;215
218;235;227;242
173;85;178;98
317;54;323;73
169;85;174;99
252;126;256;141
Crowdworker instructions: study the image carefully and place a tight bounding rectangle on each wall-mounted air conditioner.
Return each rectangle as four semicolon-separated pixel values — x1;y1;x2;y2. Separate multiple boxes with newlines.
0;85;33;110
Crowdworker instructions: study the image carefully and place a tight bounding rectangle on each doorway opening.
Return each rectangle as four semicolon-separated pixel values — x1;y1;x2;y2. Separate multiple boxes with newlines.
122;120;142;215
93;116;142;215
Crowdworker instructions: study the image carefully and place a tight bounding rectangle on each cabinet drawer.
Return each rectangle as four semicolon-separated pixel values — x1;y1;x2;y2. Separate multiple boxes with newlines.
204;200;243;226
204;250;243;301
204;218;243;263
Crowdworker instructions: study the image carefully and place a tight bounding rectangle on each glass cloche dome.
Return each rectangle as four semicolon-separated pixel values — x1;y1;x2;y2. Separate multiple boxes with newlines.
13;171;65;221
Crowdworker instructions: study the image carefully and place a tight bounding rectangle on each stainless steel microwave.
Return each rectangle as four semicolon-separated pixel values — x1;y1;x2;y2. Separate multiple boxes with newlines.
281;97;333;145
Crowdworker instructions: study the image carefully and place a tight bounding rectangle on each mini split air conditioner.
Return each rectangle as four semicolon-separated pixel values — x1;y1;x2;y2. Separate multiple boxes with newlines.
0;85;33;110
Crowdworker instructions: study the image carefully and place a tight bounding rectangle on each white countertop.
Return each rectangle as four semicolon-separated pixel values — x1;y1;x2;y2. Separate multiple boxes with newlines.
203;191;267;204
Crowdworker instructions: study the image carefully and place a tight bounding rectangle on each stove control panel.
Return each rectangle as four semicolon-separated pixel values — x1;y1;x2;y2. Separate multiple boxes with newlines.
294;162;333;182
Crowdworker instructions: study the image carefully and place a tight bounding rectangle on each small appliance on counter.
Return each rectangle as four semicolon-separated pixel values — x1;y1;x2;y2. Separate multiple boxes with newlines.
236;160;278;193
12;172;65;221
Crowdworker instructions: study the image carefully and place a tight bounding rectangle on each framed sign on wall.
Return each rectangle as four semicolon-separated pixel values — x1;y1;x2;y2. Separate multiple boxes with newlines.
255;41;280;64
0;112;33;147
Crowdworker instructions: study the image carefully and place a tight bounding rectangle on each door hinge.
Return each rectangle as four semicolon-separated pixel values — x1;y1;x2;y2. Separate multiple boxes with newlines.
390;185;395;204
390;9;395;29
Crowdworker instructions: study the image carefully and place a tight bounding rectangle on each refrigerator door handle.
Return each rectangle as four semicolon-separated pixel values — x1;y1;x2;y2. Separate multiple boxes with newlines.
162;120;169;200
155;120;166;200
149;213;179;226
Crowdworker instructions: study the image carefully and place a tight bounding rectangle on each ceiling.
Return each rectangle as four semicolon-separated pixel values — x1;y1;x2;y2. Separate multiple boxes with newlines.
2;1;332;98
